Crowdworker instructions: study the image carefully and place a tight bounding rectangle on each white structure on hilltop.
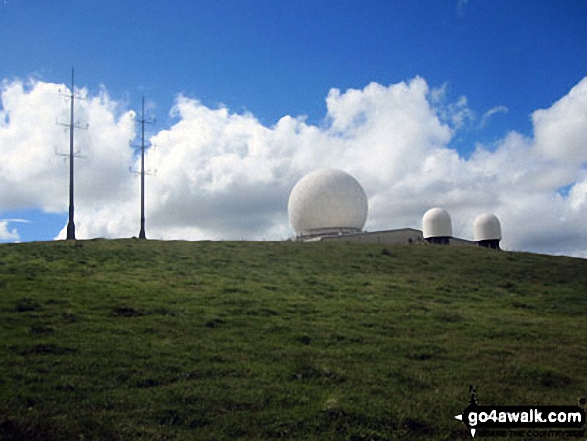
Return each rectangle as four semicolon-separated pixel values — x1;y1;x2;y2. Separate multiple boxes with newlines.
287;169;502;249
422;207;453;245
473;213;502;249
288;169;368;238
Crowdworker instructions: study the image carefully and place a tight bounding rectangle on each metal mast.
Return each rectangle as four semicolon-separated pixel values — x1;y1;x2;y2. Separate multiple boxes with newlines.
130;96;154;239
139;97;147;239
66;68;76;240
56;68;87;241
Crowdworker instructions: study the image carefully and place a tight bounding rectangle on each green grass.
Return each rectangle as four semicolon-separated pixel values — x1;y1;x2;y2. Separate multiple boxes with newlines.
0;239;586;440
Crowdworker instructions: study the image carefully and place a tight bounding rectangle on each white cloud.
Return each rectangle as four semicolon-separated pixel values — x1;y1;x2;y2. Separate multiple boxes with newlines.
0;220;21;242
532;77;587;166
0;79;136;214
428;85;475;131
480;105;508;128
2;75;587;256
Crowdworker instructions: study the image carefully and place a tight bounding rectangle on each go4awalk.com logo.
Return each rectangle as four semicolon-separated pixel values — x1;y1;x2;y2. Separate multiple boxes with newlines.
455;387;586;438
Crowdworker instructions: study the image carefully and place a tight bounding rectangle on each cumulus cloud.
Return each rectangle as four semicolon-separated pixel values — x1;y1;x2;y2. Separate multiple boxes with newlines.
0;223;19;241
1;75;587;256
533;78;587;166
0;78;136;215
0;219;23;242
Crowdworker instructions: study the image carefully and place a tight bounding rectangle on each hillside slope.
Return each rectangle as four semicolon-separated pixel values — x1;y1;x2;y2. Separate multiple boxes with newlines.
0;240;586;440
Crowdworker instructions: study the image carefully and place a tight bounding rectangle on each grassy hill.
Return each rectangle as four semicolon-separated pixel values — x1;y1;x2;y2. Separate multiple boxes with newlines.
0;239;586;440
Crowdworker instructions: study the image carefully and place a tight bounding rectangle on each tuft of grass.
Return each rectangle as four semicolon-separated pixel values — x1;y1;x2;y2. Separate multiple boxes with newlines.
0;239;585;440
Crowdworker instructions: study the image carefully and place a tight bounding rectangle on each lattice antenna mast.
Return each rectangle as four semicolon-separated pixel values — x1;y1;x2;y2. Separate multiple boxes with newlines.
57;68;88;241
130;96;155;239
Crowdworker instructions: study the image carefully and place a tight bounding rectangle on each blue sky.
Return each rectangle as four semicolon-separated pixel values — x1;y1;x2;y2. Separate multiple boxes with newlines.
4;1;585;132
1;0;587;256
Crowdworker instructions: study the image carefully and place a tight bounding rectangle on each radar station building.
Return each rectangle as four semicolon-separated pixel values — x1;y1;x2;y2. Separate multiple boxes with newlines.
422;207;452;245
287;169;502;249
473;213;502;250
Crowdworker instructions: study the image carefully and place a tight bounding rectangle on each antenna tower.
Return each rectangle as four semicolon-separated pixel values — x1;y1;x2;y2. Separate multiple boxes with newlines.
57;68;88;241
130;97;155;239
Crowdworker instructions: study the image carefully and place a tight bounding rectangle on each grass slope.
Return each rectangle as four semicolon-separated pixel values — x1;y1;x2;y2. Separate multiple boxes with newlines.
0;239;586;440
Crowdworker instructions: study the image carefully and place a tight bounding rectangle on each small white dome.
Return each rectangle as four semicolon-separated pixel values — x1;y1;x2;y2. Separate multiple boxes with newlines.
473;213;502;241
422;207;452;239
288;169;368;237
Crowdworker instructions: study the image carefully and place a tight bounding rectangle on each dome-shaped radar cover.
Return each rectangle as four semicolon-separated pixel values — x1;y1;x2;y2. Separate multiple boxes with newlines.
288;169;368;236
422;207;453;238
473;213;502;241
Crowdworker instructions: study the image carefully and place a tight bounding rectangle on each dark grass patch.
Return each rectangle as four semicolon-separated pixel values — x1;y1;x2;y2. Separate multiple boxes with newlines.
409;352;434;361
431;311;463;323
29;325;55;335
511;301;535;310
498;281;520;293
45;299;69;305
246;307;279;316
387;370;432;390
111;306;144;317
15;298;40;312
151;307;177;316
327;333;365;344
264;408;397;438
204;317;225;328
158;409;186;426
0;418;60;441
61;311;79;322
0;414;121;441
291;362;347;383
295;335;312;345
402;417;436;436
18;344;76;356
189;418;211;428
539;370;573;388
136;378;162;388
311;409;398;438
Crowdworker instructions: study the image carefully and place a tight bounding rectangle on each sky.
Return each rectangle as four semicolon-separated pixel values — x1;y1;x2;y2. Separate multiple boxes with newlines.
1;0;587;256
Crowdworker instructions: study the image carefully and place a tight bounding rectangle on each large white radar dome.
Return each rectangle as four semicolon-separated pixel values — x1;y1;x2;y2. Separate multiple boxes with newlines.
422;207;453;239
288;169;368;237
473;213;502;241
